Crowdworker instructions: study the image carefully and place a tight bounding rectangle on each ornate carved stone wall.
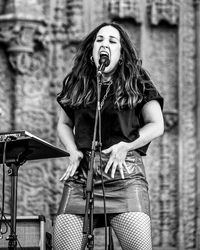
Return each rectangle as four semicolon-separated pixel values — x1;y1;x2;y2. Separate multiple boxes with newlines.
141;19;179;250
178;1;197;249
0;0;199;249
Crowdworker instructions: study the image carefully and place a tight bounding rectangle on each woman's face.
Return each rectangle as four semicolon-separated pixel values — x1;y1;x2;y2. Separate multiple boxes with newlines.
92;25;121;75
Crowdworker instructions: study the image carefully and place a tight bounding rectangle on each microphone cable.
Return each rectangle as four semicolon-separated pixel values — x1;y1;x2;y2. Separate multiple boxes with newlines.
98;85;112;250
99;150;108;250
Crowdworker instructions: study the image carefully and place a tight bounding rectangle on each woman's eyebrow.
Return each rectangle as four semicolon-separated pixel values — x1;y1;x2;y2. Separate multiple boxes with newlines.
110;35;119;41
96;35;119;40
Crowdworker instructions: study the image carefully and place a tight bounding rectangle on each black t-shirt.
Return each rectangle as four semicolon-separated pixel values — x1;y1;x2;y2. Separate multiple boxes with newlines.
57;80;164;156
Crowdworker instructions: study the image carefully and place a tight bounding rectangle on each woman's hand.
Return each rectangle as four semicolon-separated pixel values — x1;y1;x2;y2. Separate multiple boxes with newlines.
60;150;83;181
102;142;131;179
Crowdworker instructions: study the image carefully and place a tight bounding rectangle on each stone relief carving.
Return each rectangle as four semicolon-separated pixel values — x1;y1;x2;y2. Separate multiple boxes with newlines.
0;23;49;74
163;110;178;131
0;1;56;219
3;0;45;19
108;0;142;23
66;0;84;42
52;0;67;43
147;0;180;25
178;1;196;248
17;159;55;216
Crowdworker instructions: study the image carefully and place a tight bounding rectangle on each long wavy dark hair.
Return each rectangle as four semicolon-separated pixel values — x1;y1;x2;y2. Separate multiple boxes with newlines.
57;22;151;109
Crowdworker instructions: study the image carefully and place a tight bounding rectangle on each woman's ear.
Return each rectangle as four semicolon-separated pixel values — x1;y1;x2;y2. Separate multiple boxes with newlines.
119;57;123;65
90;56;94;64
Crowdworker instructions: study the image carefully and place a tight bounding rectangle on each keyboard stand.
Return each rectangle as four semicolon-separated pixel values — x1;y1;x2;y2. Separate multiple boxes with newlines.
0;132;69;249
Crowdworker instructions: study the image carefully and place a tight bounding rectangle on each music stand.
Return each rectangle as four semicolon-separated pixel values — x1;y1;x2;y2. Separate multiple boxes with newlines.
0;130;69;250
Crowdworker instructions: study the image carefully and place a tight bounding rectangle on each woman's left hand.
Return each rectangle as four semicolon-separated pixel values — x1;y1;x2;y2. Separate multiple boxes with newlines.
102;142;131;179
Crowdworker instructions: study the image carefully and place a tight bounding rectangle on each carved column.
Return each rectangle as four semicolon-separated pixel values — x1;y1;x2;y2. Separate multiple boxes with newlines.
178;1;196;249
194;0;200;248
141;1;180;248
0;41;13;133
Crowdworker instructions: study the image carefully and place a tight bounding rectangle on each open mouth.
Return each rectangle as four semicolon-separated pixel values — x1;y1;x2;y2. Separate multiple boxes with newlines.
100;51;109;57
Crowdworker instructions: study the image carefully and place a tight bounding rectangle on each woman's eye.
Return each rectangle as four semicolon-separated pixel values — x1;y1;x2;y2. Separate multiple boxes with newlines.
95;39;117;44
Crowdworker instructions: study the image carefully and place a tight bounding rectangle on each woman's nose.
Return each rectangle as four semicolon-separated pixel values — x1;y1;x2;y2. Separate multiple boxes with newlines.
101;40;109;48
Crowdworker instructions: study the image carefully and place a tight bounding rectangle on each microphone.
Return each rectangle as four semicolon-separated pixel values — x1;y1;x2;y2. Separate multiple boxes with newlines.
97;54;110;75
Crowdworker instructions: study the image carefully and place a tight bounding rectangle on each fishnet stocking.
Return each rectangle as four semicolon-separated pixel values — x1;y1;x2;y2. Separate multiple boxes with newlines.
53;214;87;250
110;212;152;250
53;212;152;250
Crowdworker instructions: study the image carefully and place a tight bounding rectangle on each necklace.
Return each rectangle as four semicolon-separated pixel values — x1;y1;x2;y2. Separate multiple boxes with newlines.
101;80;112;85
100;80;112;109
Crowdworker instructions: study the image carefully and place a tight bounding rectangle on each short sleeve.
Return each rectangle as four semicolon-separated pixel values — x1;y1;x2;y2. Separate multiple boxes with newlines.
57;96;75;122
139;81;164;111
136;68;164;114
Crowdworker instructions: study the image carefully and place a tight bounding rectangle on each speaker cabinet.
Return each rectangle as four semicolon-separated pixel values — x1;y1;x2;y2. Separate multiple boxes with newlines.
0;215;53;249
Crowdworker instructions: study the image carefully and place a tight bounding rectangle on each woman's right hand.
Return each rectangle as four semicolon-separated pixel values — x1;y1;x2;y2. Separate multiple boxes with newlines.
60;150;83;181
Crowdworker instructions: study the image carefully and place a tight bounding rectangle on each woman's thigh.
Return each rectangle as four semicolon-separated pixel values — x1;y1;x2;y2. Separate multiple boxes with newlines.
53;214;88;250
110;212;152;250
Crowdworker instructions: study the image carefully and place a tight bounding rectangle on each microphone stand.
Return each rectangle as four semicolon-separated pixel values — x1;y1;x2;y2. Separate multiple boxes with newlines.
83;66;105;249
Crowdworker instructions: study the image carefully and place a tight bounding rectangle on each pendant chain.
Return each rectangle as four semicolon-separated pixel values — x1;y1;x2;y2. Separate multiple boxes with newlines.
100;81;112;109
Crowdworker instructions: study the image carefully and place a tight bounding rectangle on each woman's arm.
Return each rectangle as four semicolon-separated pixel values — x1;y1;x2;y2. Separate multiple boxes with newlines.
57;108;83;181
57;108;77;152
103;100;164;178
126;99;164;150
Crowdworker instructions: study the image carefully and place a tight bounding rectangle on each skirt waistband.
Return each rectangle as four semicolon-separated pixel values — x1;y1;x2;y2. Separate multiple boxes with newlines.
84;149;141;159
82;150;144;177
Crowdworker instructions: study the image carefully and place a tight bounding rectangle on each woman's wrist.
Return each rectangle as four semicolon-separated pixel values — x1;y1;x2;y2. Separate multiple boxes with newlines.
123;141;136;152
69;149;83;158
118;141;133;152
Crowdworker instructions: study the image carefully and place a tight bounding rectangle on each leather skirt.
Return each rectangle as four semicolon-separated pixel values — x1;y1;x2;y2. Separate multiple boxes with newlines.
57;150;150;217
